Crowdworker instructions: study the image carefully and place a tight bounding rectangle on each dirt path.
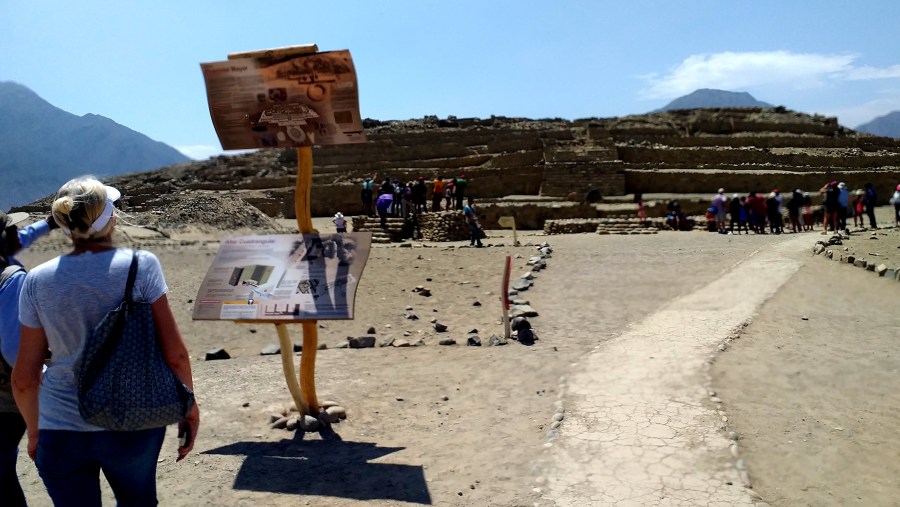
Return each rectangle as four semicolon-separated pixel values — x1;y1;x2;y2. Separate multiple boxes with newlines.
534;234;806;506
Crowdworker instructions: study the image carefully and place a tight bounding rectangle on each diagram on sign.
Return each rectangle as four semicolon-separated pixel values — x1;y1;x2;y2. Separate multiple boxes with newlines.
192;233;370;321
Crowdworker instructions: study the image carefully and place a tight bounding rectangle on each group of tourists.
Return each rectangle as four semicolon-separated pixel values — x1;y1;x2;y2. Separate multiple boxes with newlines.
1;176;199;505
818;181;880;233
691;182;886;235
352;173;485;246
360;174;470;224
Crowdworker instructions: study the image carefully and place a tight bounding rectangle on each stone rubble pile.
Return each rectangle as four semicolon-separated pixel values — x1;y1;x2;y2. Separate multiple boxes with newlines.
595;218;664;235
269;399;348;433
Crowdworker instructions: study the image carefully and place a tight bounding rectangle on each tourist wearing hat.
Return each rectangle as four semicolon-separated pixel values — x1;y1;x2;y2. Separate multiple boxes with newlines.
333;212;346;233
12;176;199;504
728;193;748;234
1;211;56;506
835;182;850;231
766;192;784;234
711;188;728;234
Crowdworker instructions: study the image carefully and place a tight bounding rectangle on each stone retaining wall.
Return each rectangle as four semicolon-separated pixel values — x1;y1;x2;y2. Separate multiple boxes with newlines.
543;217;666;235
419;211;471;242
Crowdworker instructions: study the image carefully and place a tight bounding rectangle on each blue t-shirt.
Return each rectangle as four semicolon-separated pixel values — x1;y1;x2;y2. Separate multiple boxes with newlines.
0;220;51;367
18;248;168;431
463;205;477;223
838;188;850;207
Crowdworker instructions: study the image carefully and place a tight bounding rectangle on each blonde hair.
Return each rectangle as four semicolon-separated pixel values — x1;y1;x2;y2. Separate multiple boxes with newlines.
51;176;116;241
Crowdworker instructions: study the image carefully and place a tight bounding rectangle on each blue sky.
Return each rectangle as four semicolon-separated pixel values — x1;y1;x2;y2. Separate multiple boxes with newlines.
3;1;899;160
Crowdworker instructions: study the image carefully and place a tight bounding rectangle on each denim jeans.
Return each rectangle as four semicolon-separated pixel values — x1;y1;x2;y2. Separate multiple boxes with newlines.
0;412;27;507
36;427;166;507
468;222;482;245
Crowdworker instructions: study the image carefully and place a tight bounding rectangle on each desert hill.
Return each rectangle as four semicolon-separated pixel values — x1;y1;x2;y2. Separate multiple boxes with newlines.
856;111;900;138
0;81;190;210
657;88;774;111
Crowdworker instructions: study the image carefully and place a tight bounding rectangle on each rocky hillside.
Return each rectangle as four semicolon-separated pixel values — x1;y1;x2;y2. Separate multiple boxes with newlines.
657;89;774;111
856;111;900;138
14;108;900;232
0;81;190;210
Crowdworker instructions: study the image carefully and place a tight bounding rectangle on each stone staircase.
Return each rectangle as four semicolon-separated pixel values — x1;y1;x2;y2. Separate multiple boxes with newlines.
350;216;407;243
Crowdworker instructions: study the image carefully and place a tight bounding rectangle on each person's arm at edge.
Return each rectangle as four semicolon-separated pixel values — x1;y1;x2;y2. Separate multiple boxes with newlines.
11;324;48;459
151;294;199;462
16;220;51;250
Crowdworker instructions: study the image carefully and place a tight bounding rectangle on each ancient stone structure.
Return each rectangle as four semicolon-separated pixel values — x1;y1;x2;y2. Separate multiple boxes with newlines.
14;109;900;240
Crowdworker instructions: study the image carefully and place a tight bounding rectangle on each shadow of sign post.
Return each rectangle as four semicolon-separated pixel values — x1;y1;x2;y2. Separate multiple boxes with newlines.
204;436;431;503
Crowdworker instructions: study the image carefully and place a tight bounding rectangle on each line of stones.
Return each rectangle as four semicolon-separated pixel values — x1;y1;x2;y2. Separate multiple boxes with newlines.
813;232;900;280
704;323;771;506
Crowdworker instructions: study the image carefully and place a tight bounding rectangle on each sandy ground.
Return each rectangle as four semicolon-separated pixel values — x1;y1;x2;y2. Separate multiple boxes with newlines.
711;208;900;507
10;208;900;506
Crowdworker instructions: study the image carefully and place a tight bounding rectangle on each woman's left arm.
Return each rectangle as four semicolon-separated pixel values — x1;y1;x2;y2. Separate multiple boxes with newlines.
12;325;49;459
152;294;199;461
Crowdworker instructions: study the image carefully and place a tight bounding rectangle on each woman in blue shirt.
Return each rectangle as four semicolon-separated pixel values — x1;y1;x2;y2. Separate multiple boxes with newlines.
0;211;54;507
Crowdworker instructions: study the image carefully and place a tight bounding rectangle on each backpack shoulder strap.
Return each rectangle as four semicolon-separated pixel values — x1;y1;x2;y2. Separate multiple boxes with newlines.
124;251;139;304
0;265;24;288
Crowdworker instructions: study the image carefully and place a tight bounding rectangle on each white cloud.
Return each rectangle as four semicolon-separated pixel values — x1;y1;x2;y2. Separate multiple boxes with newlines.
640;51;900;99
845;64;900;80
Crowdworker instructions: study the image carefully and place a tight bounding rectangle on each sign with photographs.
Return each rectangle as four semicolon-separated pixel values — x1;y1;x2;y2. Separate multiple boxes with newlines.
192;233;371;321
200;49;366;150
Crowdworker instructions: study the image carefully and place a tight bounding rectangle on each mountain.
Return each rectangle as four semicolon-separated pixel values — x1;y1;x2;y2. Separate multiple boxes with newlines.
855;111;900;138
0;81;190;210
657;88;774;111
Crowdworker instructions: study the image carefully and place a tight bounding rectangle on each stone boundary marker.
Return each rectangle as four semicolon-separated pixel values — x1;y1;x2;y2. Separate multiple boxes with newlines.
812;228;900;281
539;235;808;506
